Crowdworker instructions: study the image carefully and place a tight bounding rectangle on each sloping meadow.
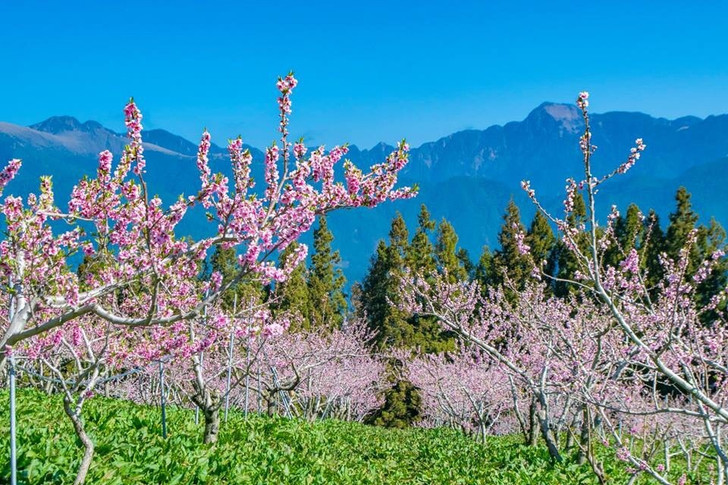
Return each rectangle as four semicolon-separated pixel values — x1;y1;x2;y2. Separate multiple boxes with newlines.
0;390;687;484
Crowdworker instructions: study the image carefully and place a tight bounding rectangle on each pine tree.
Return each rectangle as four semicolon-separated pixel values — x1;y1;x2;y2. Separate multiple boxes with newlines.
406;205;436;274
361;211;458;428
456;248;474;279
475;246;495;289
388;213;410;265
695;219;728;324
435;219;468;282
604;203;645;269
666;187;699;264
366;379;422;429
664;188;727;300
658;188;726;323
361;214;411;349
642;209;667;291
307;216;347;331
360;240;390;336
618;204;645;252
274;242;311;331
407;209;457;353
525;211;556;281
554;192;588;297
360;215;422;427
492;199;532;292
350;281;365;321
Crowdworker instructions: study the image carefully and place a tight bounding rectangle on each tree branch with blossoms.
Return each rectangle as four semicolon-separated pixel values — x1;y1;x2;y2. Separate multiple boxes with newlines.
1;73;416;484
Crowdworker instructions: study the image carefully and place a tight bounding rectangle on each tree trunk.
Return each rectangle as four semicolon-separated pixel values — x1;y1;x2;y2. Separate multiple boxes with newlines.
565;430;575;449
191;390;221;444
190;358;222;444
63;396;94;485
203;407;220;444
528;399;539;446
577;405;590;465
535;399;562;462
265;391;277;416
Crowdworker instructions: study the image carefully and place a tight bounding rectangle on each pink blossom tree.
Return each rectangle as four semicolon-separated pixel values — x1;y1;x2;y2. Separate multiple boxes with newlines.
520;92;728;484
1;73;415;484
400;92;728;484
247;319;385;422
401;276;577;463
403;345;512;443
1;73;415;360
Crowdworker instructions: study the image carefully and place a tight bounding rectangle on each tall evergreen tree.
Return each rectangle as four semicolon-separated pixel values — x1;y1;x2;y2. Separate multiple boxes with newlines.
664;187;728;311
695;219;728;323
635;189;727;323
361;241;390;336
207;244;263;311
492;199;532;292
406;205;436;274
307;215;347;331
475;246;495;289
273;241;311;331
388;212;410;264
456;248;474;279
617;204;645;253
642;209;667;291
350;281;366;321
361;213;411;349
554;192;588;297
407;209;457;353
360;215;421;427
665;187;700;264
366;378;422;429
525;211;556;281
601;203;645;273
435;219;468;282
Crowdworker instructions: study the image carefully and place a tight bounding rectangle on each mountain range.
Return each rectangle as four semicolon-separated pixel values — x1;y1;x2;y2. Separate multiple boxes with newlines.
1;104;727;283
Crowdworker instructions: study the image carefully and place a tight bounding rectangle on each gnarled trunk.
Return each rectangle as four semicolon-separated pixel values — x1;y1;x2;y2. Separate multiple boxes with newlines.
528;398;539;446
535;392;562;462
537;410;562;462
190;390;221;444
203;407;220;444
191;352;222;444
63;395;94;485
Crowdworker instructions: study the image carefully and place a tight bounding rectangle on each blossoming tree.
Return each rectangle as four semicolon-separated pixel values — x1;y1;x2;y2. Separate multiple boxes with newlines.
401;92;728;484
1;73;415;484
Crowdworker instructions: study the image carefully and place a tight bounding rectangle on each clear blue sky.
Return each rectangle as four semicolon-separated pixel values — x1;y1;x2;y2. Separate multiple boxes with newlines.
2;1;727;149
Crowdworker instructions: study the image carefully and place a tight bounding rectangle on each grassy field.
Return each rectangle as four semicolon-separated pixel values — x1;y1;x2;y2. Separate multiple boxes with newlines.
0;390;684;484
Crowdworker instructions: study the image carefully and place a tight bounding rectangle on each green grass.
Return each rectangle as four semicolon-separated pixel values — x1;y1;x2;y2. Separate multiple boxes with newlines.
0;390;691;484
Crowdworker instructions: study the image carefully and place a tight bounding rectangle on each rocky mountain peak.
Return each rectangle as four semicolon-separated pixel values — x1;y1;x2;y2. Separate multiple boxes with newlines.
525;102;583;134
29;116;109;135
30;116;84;134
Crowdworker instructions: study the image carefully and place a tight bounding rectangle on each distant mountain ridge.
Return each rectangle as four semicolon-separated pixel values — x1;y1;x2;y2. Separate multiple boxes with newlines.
2;105;727;283
350;103;726;188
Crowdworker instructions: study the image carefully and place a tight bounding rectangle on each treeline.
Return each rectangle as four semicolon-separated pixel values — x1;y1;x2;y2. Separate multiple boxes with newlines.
199;185;727;428
356;186;727;428
359;186;727;349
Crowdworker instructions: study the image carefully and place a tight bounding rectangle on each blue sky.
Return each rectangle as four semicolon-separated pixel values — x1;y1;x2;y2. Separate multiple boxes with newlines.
2;1;727;149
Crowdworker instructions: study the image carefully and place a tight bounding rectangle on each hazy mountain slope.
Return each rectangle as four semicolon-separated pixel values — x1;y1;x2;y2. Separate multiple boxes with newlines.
2;106;726;283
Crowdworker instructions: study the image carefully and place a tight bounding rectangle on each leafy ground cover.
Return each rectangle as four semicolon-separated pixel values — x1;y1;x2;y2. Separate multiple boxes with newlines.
0;390;675;484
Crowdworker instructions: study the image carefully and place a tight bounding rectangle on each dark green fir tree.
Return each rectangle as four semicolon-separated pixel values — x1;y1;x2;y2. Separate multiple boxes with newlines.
307;215;347;331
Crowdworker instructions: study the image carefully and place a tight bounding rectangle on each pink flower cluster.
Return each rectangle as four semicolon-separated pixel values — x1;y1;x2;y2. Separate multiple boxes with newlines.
616;138;646;175
0;158;21;195
577;91;589;109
